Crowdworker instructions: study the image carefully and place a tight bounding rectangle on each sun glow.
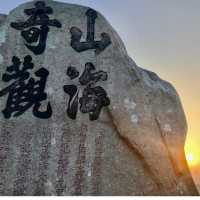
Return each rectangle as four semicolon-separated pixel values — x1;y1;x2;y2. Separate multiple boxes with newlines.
185;139;200;167
186;153;196;166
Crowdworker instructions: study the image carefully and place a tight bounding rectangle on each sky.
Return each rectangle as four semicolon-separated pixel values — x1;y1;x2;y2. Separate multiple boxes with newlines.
0;0;200;168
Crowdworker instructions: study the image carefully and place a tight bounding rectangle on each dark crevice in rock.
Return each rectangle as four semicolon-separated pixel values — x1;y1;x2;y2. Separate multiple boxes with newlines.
143;69;159;82
106;108;163;192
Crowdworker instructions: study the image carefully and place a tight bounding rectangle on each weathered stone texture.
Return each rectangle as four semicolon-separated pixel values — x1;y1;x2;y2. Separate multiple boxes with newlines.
0;14;6;25
0;0;198;195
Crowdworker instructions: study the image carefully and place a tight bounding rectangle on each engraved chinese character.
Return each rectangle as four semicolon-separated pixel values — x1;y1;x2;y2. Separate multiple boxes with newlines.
0;55;52;119
70;9;111;54
63;63;110;121
10;1;62;55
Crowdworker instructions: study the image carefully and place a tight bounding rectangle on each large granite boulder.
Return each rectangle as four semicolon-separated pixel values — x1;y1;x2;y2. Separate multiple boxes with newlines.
0;0;198;195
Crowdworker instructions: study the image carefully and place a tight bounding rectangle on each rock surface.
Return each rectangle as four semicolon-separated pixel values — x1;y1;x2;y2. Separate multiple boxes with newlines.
0;14;6;25
0;0;198;195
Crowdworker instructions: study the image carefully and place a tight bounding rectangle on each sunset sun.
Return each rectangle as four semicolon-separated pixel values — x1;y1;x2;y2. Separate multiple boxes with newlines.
186;153;196;166
185;139;200;167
